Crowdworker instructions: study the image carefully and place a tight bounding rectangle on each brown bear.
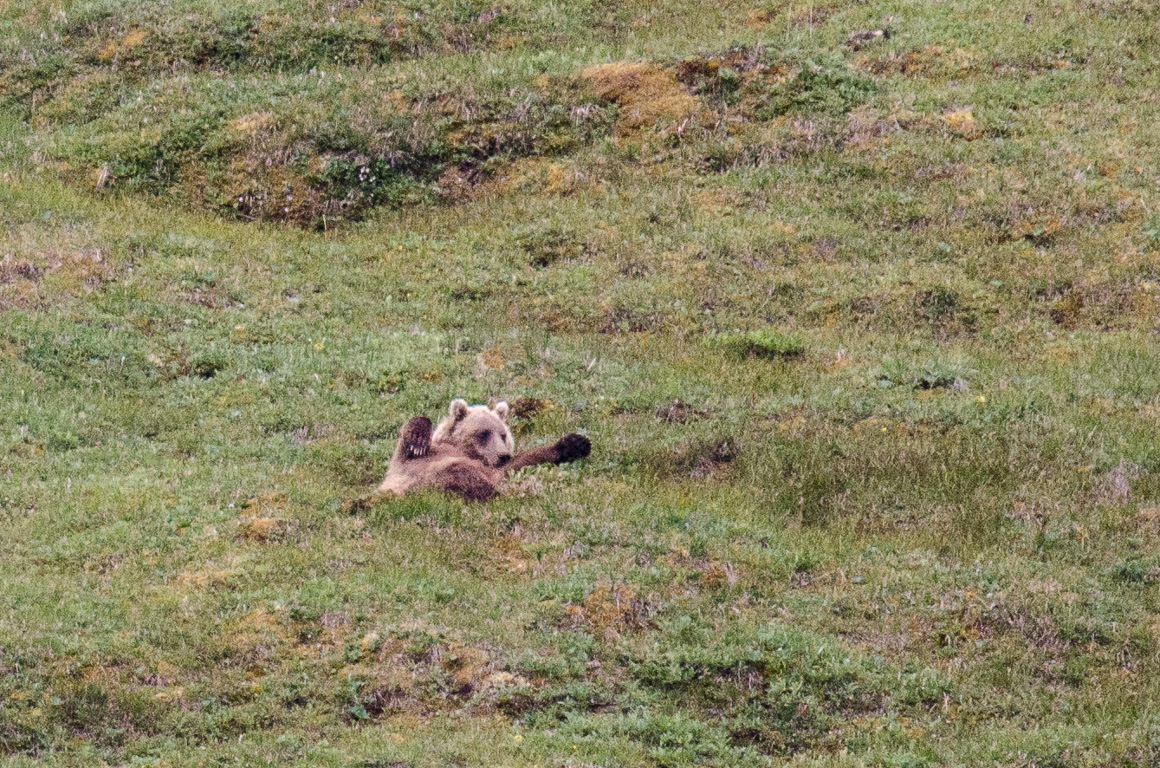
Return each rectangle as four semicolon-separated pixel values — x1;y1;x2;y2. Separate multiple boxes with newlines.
373;399;591;502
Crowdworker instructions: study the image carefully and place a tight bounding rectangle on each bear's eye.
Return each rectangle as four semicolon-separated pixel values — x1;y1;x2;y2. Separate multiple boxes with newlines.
474;430;490;445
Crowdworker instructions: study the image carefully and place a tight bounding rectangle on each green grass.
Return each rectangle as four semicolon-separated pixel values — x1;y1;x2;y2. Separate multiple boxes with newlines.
715;329;806;359
4;0;1160;765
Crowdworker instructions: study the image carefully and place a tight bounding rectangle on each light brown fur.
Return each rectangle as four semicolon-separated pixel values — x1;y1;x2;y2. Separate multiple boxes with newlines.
370;399;591;503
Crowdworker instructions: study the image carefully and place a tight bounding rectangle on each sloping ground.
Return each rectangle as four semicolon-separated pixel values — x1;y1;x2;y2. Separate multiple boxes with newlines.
4;0;1160;766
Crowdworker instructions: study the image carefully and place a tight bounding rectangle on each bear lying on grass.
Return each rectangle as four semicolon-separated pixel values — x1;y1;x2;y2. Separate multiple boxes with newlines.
375;399;591;502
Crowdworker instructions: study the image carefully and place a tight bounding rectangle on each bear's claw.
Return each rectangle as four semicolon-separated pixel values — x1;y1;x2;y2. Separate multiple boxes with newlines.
401;416;433;459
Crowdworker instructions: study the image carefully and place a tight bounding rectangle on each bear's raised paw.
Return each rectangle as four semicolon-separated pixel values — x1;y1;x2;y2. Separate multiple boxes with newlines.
401;416;433;459
556;433;592;463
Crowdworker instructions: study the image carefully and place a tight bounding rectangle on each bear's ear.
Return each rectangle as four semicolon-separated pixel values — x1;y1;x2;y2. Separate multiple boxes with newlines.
449;398;469;421
493;401;509;423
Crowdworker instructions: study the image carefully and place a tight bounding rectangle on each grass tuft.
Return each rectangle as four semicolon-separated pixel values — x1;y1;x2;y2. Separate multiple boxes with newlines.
714;329;806;359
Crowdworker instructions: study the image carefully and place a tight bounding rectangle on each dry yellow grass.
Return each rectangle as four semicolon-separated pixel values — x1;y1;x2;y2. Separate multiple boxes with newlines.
581;62;698;135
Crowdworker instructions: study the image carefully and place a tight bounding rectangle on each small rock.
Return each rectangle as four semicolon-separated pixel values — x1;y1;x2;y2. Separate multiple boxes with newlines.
845;28;890;50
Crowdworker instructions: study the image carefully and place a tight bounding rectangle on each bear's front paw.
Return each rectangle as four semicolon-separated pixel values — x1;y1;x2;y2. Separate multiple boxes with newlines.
401;416;433;458
556;433;592;463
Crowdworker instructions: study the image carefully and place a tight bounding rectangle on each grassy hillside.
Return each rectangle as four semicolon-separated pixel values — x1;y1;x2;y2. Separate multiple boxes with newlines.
3;0;1160;765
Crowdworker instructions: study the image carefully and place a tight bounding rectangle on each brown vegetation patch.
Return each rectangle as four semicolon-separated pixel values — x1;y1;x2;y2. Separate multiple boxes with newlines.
213;153;342;226
676;47;774;83
565;586;656;635
1094;461;1141;506
912;286;976;338
0;248;113;309
983;606;1068;653
507;397;560;438
990;54;1079;77
582;62;698;135
640;437;738;480
863;45;980;78
1002;208;1064;245
239;516;287;541
238;491;290;541
654;399;707;424
1049;284;1152;329
600;304;664;334
746;9;774;26
440;6;506;53
352;638;528;718
510;397;556;420
178;556;243;589
487;534;533;576
942;107;981;141
96;26;149;62
1138;507;1160;536
844;105;900;147
485;157;595;198
221;607;292;663
663;552;742;590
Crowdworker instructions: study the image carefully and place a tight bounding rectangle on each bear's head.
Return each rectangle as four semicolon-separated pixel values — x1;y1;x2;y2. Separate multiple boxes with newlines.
432;399;514;467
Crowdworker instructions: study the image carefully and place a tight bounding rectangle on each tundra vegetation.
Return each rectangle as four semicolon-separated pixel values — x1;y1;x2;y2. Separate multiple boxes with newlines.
3;0;1160;765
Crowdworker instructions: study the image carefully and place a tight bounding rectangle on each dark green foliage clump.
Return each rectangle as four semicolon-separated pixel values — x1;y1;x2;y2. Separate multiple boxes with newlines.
762;60;876;117
715;329;805;359
517;226;587;268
